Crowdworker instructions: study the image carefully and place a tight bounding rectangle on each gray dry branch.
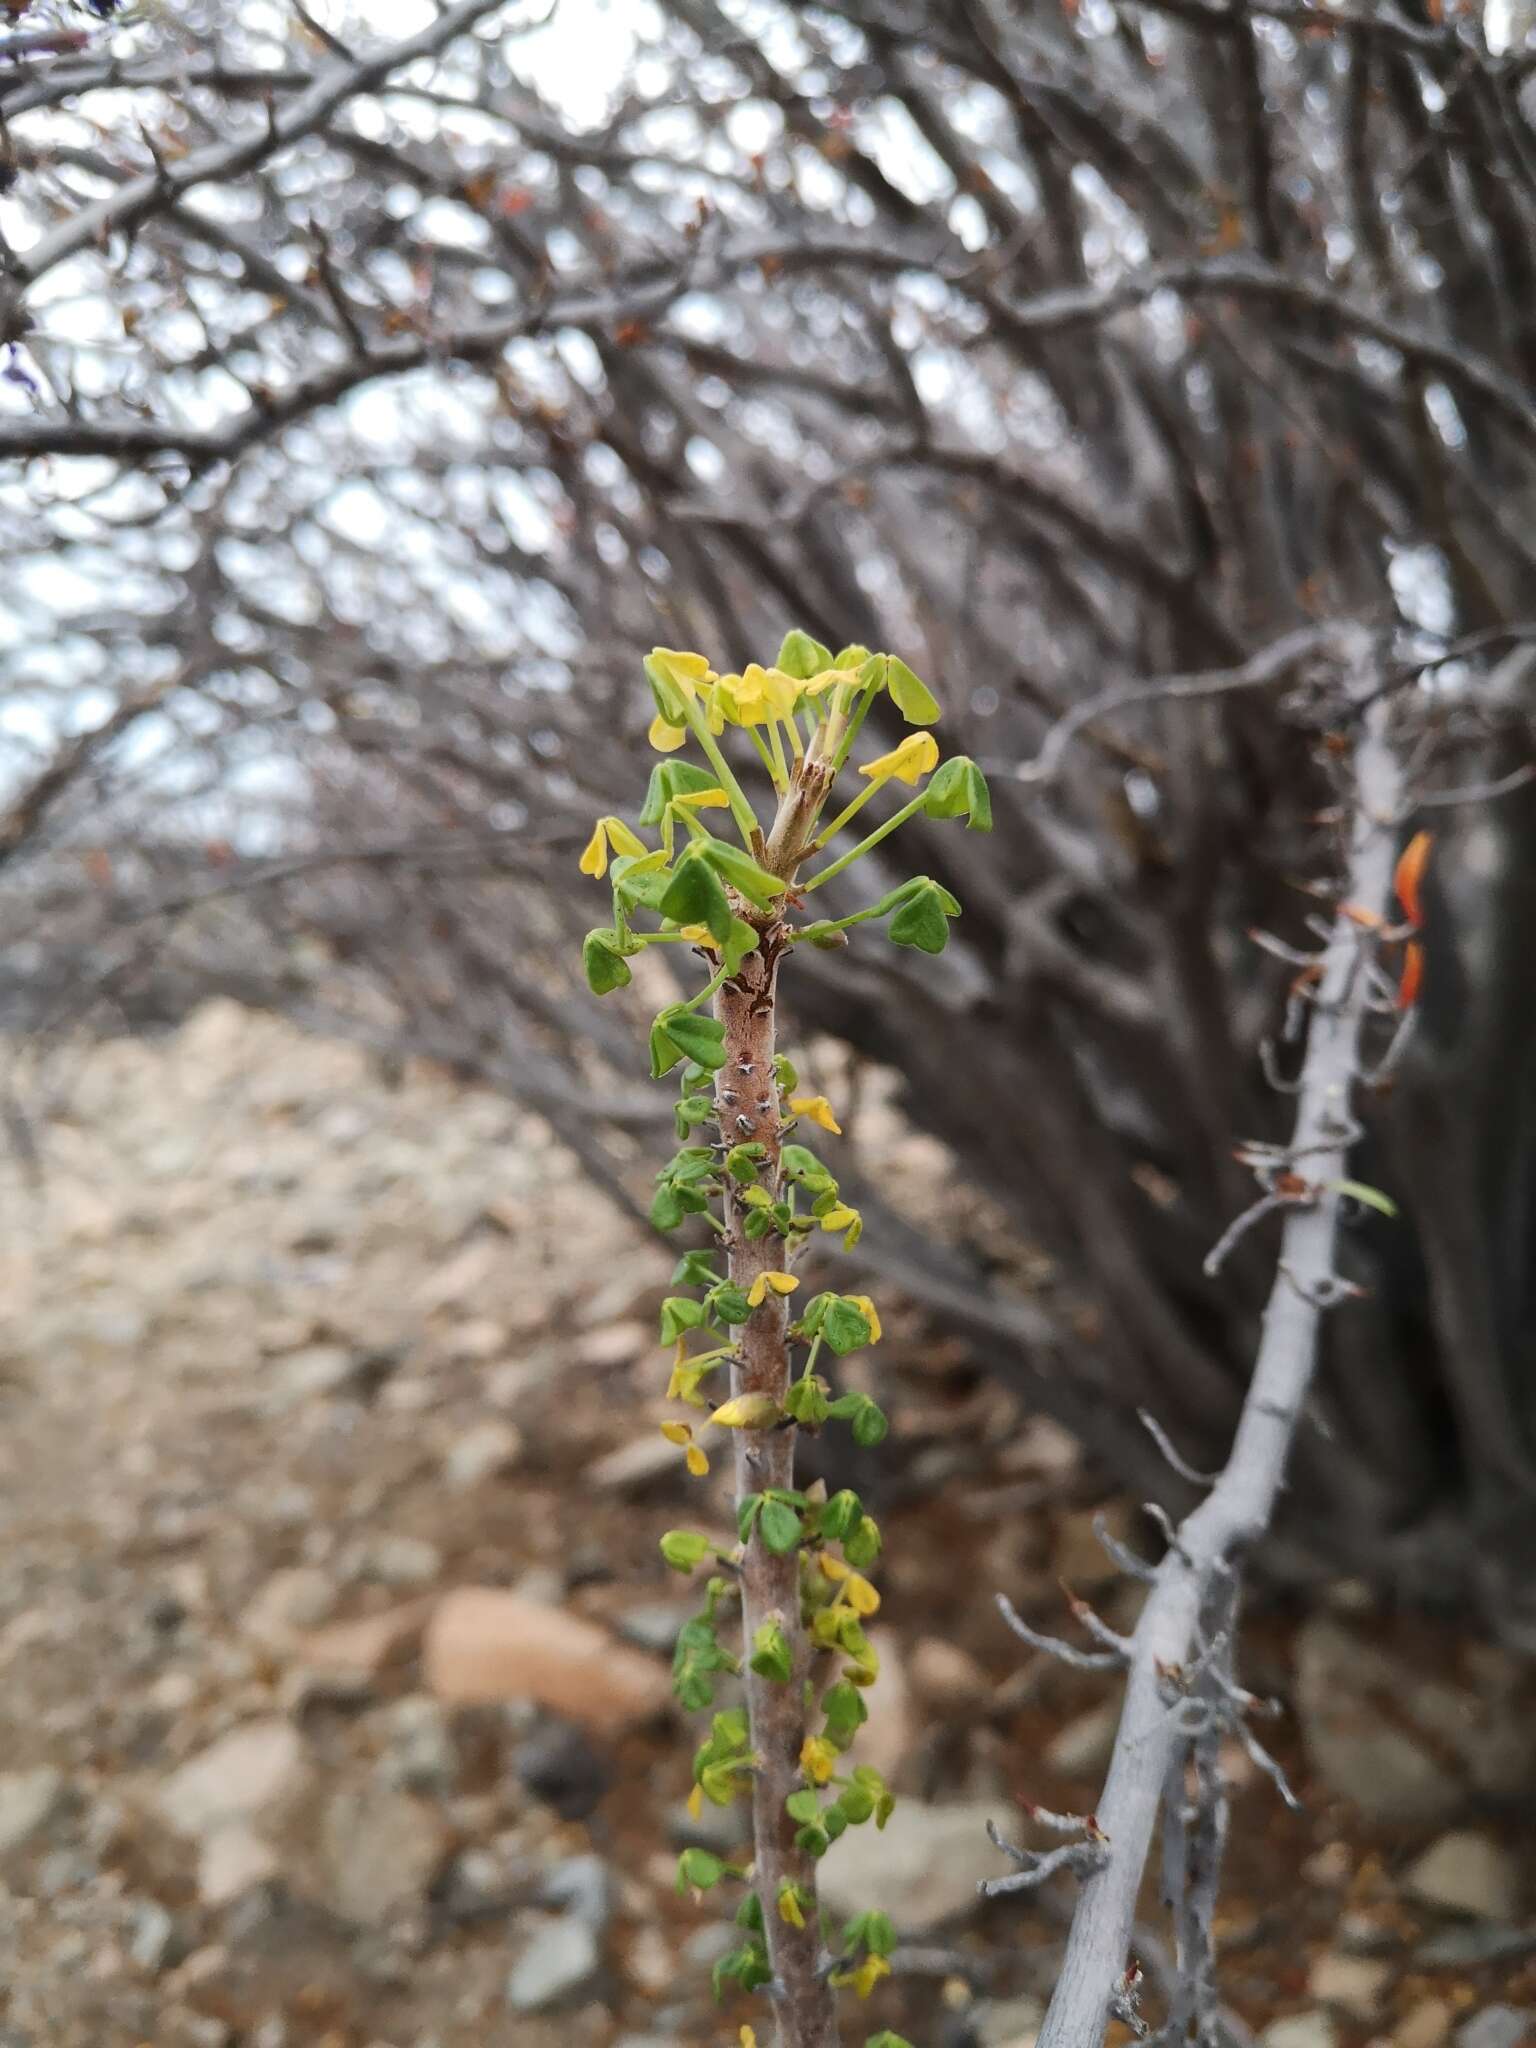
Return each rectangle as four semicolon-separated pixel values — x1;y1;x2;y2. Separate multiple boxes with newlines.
1010;650;1406;2048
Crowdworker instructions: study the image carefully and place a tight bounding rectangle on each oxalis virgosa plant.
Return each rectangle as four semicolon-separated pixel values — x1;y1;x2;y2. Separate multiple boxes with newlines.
578;633;991;2048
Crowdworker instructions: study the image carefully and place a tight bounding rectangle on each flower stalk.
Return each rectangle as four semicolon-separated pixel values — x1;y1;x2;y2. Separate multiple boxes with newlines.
579;630;985;2048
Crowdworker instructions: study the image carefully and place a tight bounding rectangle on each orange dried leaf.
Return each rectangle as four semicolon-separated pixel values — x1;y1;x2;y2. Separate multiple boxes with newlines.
1394;830;1432;929
1398;940;1425;1011
1340;903;1384;930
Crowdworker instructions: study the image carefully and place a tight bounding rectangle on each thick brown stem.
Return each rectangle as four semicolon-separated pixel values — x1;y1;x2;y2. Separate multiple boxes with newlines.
714;931;838;2048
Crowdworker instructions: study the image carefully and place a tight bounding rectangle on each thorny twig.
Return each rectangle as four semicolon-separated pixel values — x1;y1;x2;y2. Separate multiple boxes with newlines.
996;641;1406;2048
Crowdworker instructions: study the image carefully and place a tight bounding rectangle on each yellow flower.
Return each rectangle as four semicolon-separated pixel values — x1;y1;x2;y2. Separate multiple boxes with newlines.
844;1572;880;1616
788;1095;842;1135
708;1392;783;1430
716;663;802;727
841;1954;892;2000
847;1294;882;1343
746;1269;799;1308
648;647;712;695
740;2031;758;2048
859;732;940;785
666;1341;714;1407
777;1884;805;1929
648;713;688;752
686;1443;709;1477
800;1734;839;1784
800;665;860;697
577;814;648;878
819;1204;860;1234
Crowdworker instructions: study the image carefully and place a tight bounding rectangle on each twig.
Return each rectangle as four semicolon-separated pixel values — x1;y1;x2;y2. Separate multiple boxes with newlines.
1030;639;1403;2048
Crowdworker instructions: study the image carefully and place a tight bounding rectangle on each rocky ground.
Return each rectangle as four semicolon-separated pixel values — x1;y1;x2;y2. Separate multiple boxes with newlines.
0;1001;1533;2048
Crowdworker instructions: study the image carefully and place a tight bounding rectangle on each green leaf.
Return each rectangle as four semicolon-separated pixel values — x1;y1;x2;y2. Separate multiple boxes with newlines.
672;1249;722;1288
676;1847;725;1892
674;1093;713;1138
776;629;833;680
725;1143;765;1184
659;852;735;946
822;1679;869;1740
837;1782;875;1824
844;1513;882;1569
639;757;724;826
659;1008;728;1071
865;2035;918;2048
822;1804;848;1842
611;853;674;913
736;1493;764;1544
834;644;873;669
582;928;632;995
1332;1179;1400;1218
758;1498;803;1553
707;1282;753;1325
650;1017;684;1081
712;1939;773;1997
773;1054;799;1092
821;1296;873;1356
659;1529;713;1573
720;914;760;977
852;1398;889;1448
784;1375;831;1428
785;1789;822;1824
699;836;787;911
650;1183;685;1231
793;1822;831;1859
818;1491;863;1542
659;1295;708;1343
781;1143;836;1195
888;876;962;955
844;1910;898;1958
749;1620;793;1683
734;1890;763;1930
886;654;940;725
923;754;992;830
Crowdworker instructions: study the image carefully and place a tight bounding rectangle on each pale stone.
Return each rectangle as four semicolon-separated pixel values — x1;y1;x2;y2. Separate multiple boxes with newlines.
1307;1951;1392;2019
423;1589;670;1734
1403;1832;1520;1921
818;1798;1023;1933
158;1720;309;1840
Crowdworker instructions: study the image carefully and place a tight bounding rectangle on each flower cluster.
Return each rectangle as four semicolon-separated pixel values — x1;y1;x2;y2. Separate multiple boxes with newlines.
579;630;988;2047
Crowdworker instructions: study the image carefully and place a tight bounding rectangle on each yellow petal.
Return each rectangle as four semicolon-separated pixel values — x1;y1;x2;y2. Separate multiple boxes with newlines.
847;1294;882;1344
605;817;647;859
853;1955;891;1999
685;1443;710;1477
659;1421;692;1446
672;786;729;809
819;1551;850;1583
648;713;688;752
708;1393;782;1430
687;1783;704;1821
859;732;940;785
677;923;720;951
578;820;608;878
648;647;712;696
845;1573;880;1616
777;1884;805;1928
799;1734;838;1785
740;2031;758;2048
788;1095;842;1135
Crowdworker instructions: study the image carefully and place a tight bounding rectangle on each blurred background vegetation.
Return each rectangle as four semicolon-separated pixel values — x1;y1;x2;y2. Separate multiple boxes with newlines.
1;2;1535;2044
